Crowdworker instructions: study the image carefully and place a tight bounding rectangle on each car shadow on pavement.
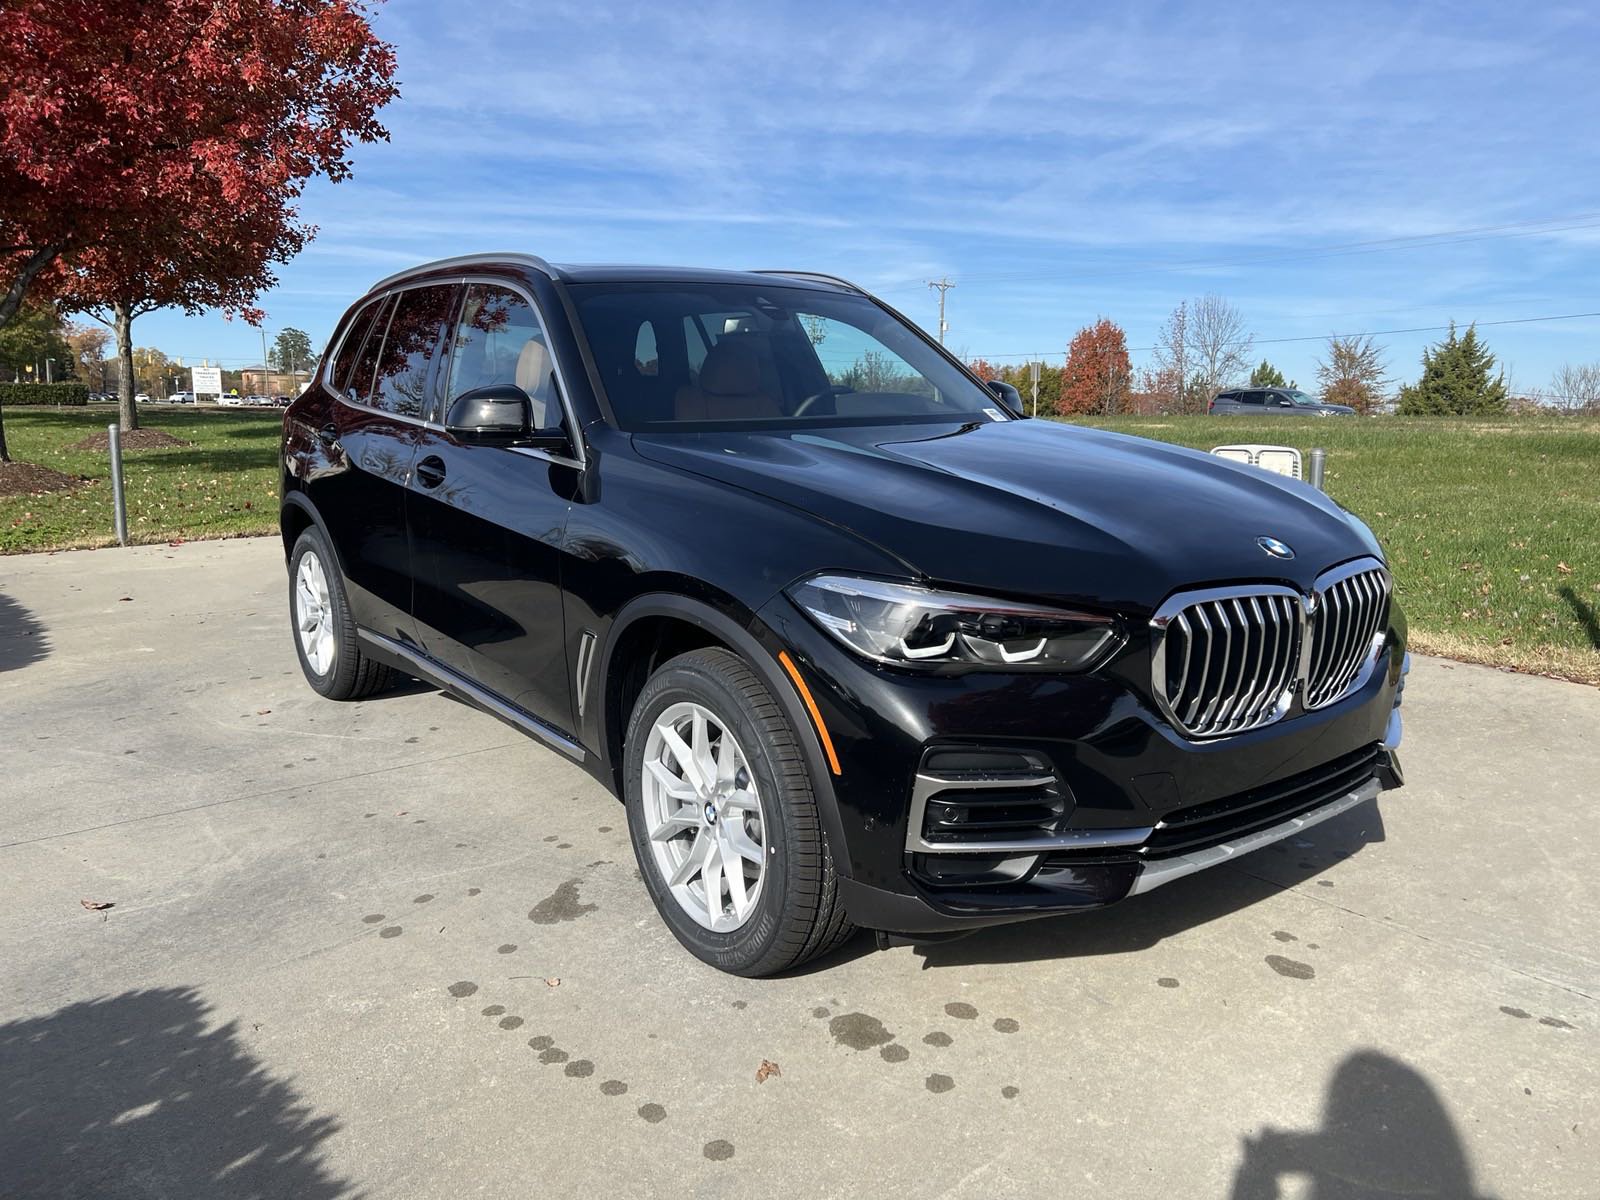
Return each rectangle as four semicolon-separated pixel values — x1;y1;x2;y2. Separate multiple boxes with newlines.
0;987;359;1200
913;799;1386;969
1228;1049;1495;1199
0;591;48;672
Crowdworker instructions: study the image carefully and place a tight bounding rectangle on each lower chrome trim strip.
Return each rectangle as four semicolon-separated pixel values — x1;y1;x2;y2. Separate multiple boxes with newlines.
358;629;586;762
1128;777;1380;895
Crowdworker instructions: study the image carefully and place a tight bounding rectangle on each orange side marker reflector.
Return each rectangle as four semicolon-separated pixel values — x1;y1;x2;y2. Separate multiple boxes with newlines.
777;651;842;776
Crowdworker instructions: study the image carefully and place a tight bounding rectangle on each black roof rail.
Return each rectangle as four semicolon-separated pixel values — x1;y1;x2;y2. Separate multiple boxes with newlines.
369;252;559;293
751;270;869;295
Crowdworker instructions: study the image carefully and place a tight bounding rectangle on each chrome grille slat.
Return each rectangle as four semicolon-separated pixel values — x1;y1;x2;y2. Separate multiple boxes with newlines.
1151;559;1390;739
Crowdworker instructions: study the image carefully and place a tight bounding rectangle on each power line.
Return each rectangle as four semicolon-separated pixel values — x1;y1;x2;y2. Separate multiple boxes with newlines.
964;308;1600;361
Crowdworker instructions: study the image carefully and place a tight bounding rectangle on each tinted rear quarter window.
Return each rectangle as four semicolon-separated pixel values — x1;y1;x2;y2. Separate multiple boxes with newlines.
331;297;388;398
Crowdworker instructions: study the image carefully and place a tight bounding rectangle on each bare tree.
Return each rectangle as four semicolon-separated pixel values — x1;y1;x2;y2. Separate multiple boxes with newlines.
1188;295;1253;404
1151;301;1191;413
1547;362;1600;412
1316;334;1389;415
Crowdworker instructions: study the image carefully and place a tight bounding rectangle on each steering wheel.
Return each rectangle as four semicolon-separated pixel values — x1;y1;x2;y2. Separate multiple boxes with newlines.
793;385;853;417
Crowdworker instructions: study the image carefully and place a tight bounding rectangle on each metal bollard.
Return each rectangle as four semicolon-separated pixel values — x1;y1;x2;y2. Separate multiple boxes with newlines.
108;423;129;545
1308;447;1326;491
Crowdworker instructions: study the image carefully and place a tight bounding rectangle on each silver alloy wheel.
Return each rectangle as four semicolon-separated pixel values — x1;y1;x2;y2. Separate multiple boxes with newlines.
640;701;768;932
294;551;336;677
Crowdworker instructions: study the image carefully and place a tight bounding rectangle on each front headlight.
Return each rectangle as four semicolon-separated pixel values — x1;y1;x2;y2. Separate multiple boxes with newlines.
787;574;1123;671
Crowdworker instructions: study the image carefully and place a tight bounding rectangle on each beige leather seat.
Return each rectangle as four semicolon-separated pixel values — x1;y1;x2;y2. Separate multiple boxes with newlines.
674;338;782;420
514;337;551;428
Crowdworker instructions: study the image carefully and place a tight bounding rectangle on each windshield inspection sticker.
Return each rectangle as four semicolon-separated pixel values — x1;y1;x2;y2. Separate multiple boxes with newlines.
983;407;1005;421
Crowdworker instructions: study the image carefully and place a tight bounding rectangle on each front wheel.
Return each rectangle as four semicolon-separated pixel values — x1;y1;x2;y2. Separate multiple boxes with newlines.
624;647;854;976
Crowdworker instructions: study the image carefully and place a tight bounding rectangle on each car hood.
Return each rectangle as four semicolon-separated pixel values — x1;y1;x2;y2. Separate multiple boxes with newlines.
631;419;1377;613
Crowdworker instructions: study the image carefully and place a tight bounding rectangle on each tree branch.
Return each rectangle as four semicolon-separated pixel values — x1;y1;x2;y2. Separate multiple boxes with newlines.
0;243;66;329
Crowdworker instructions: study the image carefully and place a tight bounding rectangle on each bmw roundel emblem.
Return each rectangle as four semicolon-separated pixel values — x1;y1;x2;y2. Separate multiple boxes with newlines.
1257;536;1295;560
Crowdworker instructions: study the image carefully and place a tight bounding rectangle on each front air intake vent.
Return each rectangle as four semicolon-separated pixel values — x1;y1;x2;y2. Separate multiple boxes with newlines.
907;749;1067;852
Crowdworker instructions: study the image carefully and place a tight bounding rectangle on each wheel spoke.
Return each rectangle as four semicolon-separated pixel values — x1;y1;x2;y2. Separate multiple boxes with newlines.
721;786;759;814
725;824;763;865
690;710;718;789
700;834;725;920
648;808;699;842
668;830;707;887
645;757;697;800
721;832;750;918
659;726;708;795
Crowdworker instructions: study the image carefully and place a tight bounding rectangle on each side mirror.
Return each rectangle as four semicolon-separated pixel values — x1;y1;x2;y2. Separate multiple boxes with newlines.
445;385;571;455
985;379;1025;413
1277;398;1294;407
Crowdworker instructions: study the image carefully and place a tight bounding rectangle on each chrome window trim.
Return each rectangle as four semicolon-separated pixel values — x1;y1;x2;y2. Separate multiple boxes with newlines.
1148;556;1390;741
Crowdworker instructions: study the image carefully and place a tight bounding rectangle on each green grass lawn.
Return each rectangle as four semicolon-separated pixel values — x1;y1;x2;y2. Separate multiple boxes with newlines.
1063;414;1600;684
3;406;1596;683
1;405;282;553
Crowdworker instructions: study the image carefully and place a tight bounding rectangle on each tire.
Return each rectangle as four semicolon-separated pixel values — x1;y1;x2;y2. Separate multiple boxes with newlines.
288;526;396;701
624;647;855;976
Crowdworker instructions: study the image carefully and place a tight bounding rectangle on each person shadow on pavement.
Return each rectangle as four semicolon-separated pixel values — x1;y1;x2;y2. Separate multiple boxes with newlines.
0;986;358;1200
1229;1050;1497;1200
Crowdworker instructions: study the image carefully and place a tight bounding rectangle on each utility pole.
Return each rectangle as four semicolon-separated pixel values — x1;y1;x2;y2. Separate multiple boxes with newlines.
926;277;955;345
261;326;272;396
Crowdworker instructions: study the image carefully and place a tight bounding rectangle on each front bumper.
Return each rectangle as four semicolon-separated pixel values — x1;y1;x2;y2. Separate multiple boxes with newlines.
754;592;1409;936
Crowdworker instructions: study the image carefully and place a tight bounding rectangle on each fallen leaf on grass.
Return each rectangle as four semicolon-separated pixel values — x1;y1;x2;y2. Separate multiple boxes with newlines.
1557;562;1573;574
756;1059;781;1083
80;899;113;911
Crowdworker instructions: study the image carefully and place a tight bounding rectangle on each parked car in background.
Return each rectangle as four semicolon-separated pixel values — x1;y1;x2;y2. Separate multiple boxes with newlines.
134;392;152;404
246;394;275;407
169;391;197;404
281;253;1406;976
1211;387;1356;416
218;393;247;407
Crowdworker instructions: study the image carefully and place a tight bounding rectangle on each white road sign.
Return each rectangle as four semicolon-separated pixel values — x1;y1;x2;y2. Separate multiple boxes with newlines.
192;366;223;396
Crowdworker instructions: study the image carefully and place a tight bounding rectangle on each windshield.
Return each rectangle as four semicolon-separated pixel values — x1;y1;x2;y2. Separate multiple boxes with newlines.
569;281;1007;430
1285;389;1321;407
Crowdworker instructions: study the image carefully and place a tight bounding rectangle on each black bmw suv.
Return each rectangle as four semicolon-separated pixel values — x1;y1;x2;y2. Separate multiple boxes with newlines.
281;254;1407;976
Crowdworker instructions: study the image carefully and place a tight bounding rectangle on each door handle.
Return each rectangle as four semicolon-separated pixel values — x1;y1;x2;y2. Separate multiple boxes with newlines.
415;455;447;489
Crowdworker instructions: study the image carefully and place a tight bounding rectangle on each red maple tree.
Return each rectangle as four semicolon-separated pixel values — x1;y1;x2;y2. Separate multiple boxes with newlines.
1059;318;1133;415
0;0;397;429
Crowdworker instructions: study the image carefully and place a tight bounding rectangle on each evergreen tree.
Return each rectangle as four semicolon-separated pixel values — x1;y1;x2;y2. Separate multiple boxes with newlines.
1396;323;1508;415
1249;359;1290;388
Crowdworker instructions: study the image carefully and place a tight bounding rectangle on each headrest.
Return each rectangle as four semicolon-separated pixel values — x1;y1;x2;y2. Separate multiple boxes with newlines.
698;338;762;396
515;337;549;396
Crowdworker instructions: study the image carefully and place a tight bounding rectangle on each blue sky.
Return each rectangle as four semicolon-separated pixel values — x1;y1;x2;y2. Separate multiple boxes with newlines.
140;0;1600;397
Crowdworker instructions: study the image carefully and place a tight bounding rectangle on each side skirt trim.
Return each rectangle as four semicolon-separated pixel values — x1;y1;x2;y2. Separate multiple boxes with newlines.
357;629;586;762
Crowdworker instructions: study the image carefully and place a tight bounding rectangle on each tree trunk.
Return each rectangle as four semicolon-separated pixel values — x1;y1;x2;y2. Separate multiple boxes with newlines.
0;243;65;330
0;395;10;463
114;301;140;432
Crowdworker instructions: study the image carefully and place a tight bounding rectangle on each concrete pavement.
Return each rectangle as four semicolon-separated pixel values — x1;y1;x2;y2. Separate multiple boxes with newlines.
2;537;1595;1198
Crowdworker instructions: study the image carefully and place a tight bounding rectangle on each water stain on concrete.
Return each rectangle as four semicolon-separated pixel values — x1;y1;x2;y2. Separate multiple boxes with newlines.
598;826;613;833
557;842;572;849
703;1140;735;1161
944;1002;979;1020
880;1043;910;1063
528;1035;554;1050
543;835;560;843
482;1005;506;1017
829;1012;893;1051
1307;943;1320;950
1001;1085;1020;1099
497;944;517;954
529;879;598;925
379;926;402;938
600;1079;628;1096
466;887;481;896
1272;931;1298;943
993;1018;1020;1033
499;1016;524;1031
731;1000;747;1009
811;1006;830;1019
922;1031;953;1047
1157;978;1180;989
1316;880;1335;888
1538;1016;1573;1029
539;1048;570;1064
925;1074;955;1094
1265;955;1315;980
362;914;386;924
1499;1006;1531;1019
413;894;434;904
447;981;479;998
565;1059;595;1077
638;1103;667;1124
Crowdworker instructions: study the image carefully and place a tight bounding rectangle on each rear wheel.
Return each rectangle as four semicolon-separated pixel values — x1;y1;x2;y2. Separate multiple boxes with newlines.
624;647;854;975
288;526;396;700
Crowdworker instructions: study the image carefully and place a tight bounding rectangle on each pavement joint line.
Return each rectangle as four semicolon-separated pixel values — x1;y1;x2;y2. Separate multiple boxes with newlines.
1231;860;1600;1003
0;740;523;851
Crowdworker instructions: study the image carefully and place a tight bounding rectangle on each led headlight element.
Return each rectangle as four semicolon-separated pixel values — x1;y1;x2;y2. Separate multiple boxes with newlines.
788;574;1123;671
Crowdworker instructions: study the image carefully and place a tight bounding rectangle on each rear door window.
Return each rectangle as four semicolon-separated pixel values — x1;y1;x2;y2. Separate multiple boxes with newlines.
369;285;459;420
332;296;390;400
1240;391;1266;406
